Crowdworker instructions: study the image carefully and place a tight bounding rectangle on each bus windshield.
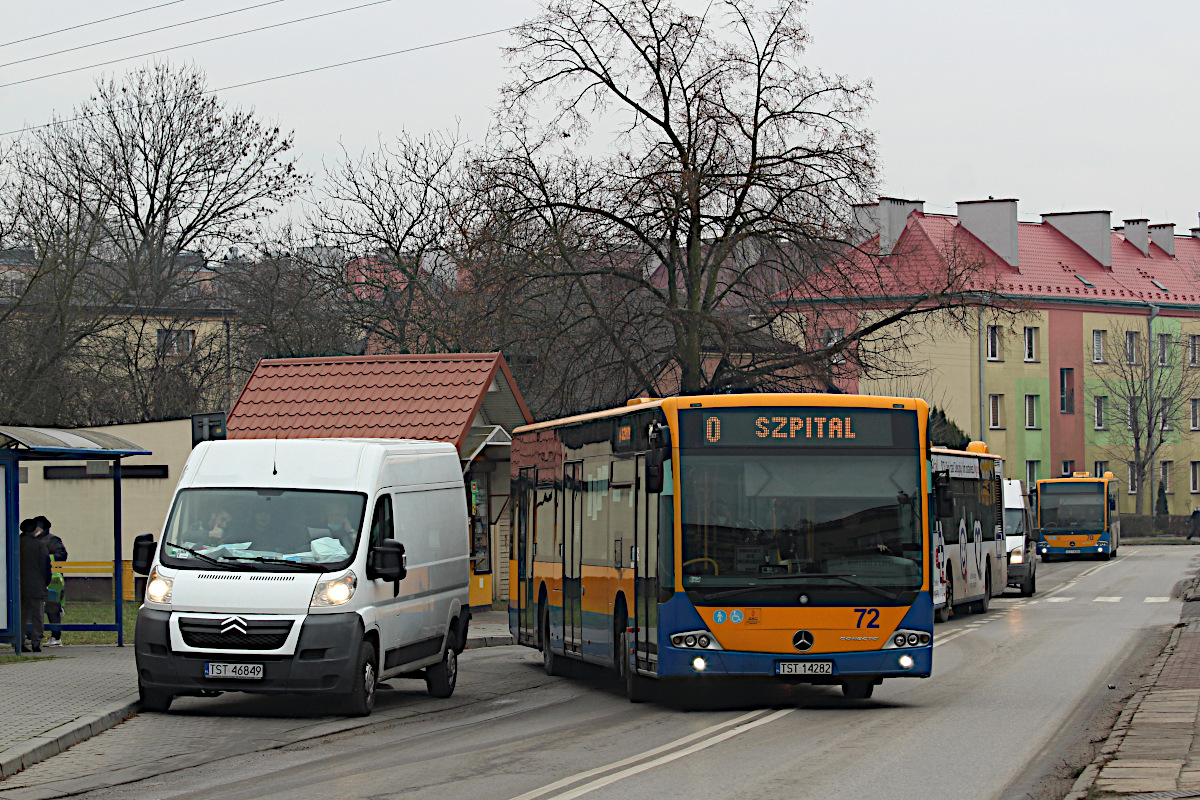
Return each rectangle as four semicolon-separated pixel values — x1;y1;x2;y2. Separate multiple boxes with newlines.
159;488;367;570
1039;483;1105;531
678;451;922;604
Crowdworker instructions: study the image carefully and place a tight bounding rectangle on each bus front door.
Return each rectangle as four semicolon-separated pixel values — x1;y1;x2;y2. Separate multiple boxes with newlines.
564;461;583;654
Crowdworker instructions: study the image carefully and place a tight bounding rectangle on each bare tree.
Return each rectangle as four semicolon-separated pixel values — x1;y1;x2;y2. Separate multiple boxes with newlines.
485;0;1000;401
1089;316;1200;514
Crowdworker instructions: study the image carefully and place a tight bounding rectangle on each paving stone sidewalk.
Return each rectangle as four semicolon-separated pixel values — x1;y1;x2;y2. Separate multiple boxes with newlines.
0;609;510;783
1069;603;1200;798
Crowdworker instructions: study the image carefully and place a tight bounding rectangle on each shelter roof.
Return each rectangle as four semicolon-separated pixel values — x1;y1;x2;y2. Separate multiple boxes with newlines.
226;353;533;451
0;426;149;459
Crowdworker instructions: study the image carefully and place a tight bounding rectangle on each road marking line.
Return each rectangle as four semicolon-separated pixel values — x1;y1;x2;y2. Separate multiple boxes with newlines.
1145;597;1171;603
509;709;771;800
538;709;794;800
1095;596;1123;602
1046;597;1073;603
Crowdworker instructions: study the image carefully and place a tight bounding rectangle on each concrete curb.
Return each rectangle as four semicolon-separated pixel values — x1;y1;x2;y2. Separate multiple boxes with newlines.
465;635;513;649
0;694;139;780
1063;623;1186;800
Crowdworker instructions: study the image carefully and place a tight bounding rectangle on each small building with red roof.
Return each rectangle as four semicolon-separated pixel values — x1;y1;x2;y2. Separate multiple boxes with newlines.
226;352;533;607
787;197;1200;515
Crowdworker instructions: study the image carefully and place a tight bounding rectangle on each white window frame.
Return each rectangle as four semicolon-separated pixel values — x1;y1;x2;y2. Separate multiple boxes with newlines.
1126;331;1139;364
1062;460;1075;477
1158;333;1172;366
1190;334;1199;367
988;394;1002;429
1094;395;1107;430
1192;461;1200;494
821;327;846;365
987;325;1001;361
1093;329;1106;363
1161;398;1172;431
1128;462;1138;494
1024;327;1037;362
1162;460;1172;494
1128;397;1138;430
1191;398;1199;431
1026;460;1039;493
1025;394;1038;429
1094;461;1108;479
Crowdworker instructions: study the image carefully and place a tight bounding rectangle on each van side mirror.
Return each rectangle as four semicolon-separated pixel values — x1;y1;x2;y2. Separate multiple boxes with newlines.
933;470;953;518
369;539;407;582
132;534;156;575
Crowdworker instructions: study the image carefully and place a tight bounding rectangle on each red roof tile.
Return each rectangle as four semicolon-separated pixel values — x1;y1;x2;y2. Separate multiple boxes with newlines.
226;353;532;448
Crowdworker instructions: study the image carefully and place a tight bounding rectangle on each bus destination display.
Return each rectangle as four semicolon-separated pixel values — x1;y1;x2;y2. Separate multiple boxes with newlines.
680;407;908;448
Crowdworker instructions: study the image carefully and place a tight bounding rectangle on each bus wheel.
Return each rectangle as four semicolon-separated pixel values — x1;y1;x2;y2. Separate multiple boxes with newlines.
541;606;563;677
621;629;651;703
842;679;874;700
935;577;953;623
975;568;992;614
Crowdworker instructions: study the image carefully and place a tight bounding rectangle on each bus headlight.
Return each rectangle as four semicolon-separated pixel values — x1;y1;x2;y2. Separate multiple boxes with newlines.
1010;548;1024;564
311;571;357;608
898;654;915;669
146;568;173;605
692;656;708;672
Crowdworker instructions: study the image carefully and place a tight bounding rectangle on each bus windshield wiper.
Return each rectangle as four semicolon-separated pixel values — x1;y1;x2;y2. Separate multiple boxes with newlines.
756;572;901;601
163;543;237;570
702;584;799;602
221;555;326;572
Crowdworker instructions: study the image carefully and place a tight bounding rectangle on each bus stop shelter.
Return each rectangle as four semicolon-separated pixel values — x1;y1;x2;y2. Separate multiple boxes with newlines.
0;427;150;651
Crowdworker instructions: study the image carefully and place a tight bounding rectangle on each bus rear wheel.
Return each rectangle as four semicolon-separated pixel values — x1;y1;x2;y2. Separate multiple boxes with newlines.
935;576;953;623
973;567;992;614
842;679;875;700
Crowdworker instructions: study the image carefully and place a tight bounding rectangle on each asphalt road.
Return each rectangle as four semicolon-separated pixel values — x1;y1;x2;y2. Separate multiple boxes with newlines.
11;545;1197;800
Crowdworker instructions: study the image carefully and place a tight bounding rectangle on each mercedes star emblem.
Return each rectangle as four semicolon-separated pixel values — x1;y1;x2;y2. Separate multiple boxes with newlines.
793;630;814;652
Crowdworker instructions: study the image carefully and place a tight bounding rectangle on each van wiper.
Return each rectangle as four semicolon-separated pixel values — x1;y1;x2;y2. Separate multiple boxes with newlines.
758;572;901;602
221;555;326;572
163;543;237;570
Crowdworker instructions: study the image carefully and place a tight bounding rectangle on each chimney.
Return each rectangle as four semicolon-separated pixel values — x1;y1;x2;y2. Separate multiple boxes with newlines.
1149;223;1175;256
1191;227;1200;239
851;203;878;245
877;196;923;256
957;198;1019;268
1041;211;1112;268
1123;218;1149;256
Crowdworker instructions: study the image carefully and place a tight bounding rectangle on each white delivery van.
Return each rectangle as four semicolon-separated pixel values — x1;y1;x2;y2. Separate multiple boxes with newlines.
1002;478;1036;596
133;438;471;716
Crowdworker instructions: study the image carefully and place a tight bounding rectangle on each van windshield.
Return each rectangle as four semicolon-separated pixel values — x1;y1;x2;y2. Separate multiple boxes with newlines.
1003;509;1026;536
159;488;367;570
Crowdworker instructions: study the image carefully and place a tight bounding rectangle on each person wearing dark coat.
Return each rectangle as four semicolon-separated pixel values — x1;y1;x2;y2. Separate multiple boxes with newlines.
34;516;66;646
19;518;51;653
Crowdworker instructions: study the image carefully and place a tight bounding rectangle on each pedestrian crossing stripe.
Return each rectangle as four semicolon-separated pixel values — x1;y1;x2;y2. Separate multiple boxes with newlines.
1047;597;1073;602
1145;597;1171;603
1094;597;1122;602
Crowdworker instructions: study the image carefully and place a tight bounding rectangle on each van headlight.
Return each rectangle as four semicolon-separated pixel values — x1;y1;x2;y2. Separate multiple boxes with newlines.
311;571;357;608
1009;548;1024;564
146;568;173;605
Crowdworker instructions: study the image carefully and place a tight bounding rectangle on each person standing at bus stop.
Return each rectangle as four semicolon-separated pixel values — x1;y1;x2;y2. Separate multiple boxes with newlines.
35;517;67;646
1189;507;1200;540
18;518;51;653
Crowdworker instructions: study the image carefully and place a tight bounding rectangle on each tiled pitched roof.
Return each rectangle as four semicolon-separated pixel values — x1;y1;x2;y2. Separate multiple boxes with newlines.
786;212;1200;306
226;353;532;448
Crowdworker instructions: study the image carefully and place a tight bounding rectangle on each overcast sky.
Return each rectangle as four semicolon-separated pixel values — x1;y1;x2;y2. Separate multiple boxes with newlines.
4;0;1199;230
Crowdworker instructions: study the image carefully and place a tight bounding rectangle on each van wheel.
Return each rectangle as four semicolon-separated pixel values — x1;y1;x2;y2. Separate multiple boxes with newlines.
1020;570;1036;597
426;641;458;698
842;679;874;700
342;641;378;717
138;681;173;712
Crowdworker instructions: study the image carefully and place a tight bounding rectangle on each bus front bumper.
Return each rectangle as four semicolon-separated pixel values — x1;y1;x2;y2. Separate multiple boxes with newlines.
658;643;932;680
1037;541;1109;557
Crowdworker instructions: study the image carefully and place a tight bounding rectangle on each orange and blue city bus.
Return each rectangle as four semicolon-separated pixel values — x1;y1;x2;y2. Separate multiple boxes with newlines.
1034;472;1121;560
509;394;934;701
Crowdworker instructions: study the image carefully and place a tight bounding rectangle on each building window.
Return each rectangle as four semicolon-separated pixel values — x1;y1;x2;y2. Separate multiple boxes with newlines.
1024;327;1038;361
1162;461;1172;493
988;394;1003;429
1025;395;1038;429
1128;396;1138;430
1190;334;1199;367
1093;330;1106;363
821;328;845;364
1126;331;1139;364
1158;333;1173;366
157;329;196;356
1192;399;1199;431
1026;460;1039;493
1060;368;1075;414
1192;462;1200;494
1161;398;1172;431
987;325;1001;360
1094;461;1108;479
1128;462;1138;494
1062;460;1075;477
1094;395;1107;429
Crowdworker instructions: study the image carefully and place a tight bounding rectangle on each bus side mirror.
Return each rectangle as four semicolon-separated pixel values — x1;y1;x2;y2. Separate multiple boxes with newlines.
132;534;156;575
933;471;953;518
1109;495;1116;511
646;448;667;494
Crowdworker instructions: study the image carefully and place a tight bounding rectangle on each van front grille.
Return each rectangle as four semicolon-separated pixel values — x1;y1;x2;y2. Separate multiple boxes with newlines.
178;617;293;650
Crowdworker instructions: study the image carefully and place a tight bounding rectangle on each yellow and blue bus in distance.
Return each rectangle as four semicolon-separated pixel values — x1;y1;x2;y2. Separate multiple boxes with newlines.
509;394;934;702
1034;472;1121;560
